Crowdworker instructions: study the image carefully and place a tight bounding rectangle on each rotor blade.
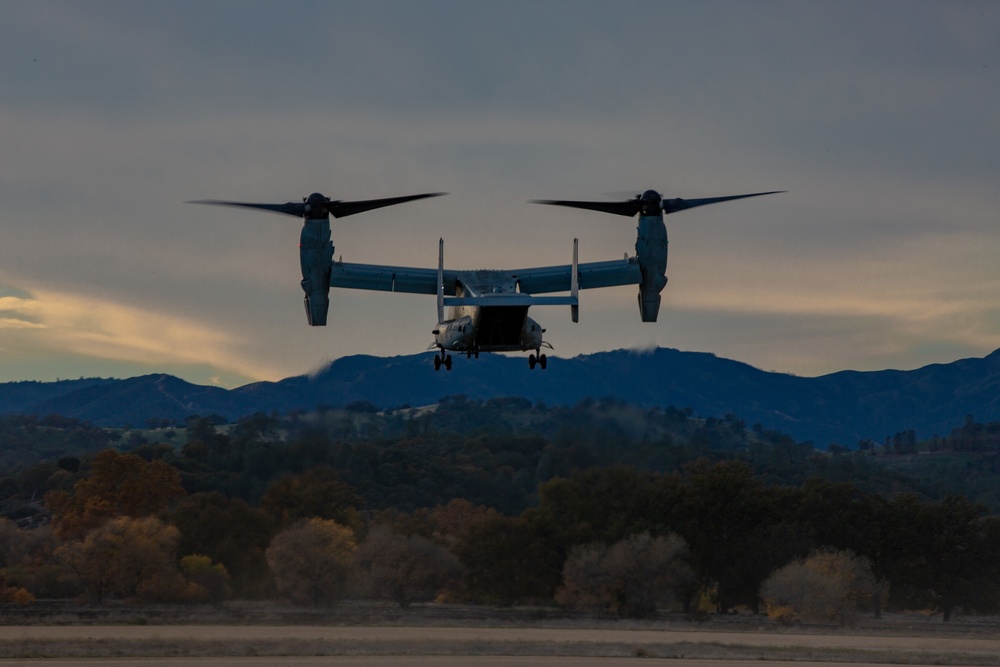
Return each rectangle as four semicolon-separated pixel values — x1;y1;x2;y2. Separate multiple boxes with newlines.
531;199;640;217
328;192;447;218
661;190;785;215
186;199;306;218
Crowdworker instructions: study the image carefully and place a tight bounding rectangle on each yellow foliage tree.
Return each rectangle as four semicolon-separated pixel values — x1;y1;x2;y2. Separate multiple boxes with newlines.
179;554;231;603
266;518;356;606
0;572;35;605
46;450;185;539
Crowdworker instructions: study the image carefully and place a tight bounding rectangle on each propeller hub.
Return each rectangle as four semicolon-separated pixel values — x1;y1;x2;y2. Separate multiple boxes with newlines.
303;192;329;217
639;189;663;215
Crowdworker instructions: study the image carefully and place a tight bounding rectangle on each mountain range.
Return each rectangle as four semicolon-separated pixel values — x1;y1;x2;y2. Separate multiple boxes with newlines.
3;347;1000;447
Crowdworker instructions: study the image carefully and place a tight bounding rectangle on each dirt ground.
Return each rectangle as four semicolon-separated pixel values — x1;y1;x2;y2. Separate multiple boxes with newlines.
0;603;998;665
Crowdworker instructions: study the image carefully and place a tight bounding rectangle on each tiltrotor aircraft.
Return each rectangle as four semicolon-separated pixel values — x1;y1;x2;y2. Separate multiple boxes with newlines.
191;187;781;370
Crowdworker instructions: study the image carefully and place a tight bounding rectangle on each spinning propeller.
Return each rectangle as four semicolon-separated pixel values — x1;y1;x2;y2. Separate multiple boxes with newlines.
188;191;446;219
189;190;446;327
533;188;784;217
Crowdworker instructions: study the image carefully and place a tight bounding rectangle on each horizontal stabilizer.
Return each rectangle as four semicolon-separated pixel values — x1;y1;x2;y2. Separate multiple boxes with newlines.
444;295;578;307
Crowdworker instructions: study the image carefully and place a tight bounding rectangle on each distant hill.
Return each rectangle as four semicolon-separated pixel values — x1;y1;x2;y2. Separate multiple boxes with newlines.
0;378;117;414
3;347;1000;446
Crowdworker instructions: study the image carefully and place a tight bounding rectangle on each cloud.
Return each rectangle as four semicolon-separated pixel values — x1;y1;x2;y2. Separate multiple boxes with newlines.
0;286;280;382
0;296;44;331
0;318;43;330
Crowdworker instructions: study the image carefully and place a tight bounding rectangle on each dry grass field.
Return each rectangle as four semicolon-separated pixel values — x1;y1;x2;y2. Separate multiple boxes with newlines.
1;603;998;665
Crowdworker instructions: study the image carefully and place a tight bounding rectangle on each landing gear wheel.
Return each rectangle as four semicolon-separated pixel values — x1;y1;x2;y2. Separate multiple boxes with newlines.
444;355;453;371
539;354;547;370
528;354;537;369
434;355;442;371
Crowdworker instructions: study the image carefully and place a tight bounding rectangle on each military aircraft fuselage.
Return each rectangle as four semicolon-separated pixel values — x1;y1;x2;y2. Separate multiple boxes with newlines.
433;277;545;354
436;306;544;354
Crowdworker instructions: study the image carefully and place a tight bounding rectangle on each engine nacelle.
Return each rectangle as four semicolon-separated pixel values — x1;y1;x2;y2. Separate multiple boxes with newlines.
635;214;668;322
299;217;333;326
638;287;662;323
303;292;329;326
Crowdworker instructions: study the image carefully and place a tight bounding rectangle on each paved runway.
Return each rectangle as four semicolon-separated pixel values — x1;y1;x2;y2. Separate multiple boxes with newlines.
2;624;999;651
0;658;975;667
0;625;996;666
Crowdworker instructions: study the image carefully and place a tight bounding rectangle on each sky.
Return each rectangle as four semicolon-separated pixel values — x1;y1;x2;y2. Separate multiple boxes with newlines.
1;1;999;388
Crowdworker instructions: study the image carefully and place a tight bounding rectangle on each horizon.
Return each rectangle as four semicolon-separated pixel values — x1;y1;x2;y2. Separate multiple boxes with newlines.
5;343;998;390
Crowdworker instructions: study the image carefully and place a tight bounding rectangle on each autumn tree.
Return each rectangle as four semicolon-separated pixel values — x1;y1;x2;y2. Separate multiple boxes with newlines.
0;572;34;605
761;549;878;626
170;492;275;598
0;518;67;599
556;532;694;618
56;516;189;603
46;450;185;538
428;499;496;546
179;554;231;603
265;518;356;606
260;466;362;533
353;525;461;607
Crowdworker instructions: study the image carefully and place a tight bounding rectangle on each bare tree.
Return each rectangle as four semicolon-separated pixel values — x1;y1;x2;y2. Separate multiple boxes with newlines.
266;518;356;606
55;516;187;603
761;549;881;626
353;525;462;607
556;532;693;618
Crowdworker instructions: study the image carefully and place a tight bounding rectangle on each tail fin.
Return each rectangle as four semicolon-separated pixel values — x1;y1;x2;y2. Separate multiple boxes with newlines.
571;237;579;323
437;238;445;324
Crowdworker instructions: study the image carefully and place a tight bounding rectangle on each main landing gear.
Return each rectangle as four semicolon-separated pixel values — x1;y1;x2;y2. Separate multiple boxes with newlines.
433;352;453;371
528;353;547;370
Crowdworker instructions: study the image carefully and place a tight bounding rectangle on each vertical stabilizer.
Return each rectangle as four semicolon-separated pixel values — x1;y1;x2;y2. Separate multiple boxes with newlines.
571;237;579;323
437;238;445;324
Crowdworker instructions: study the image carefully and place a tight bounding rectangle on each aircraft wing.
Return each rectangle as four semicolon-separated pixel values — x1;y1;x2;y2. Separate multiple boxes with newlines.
514;257;641;294
330;261;460;295
330;256;640;295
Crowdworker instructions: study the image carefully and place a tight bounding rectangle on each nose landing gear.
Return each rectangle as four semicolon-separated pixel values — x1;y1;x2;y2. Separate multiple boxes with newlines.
433;352;453;371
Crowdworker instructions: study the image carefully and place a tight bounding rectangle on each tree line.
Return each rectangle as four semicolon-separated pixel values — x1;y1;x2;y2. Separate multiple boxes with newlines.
0;448;995;622
2;399;1000;621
